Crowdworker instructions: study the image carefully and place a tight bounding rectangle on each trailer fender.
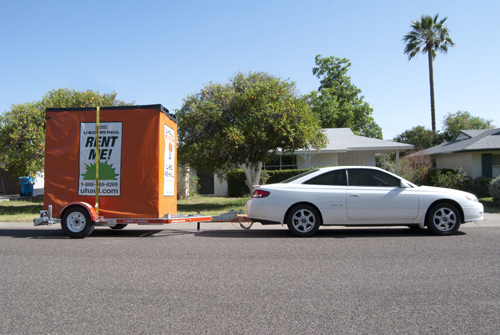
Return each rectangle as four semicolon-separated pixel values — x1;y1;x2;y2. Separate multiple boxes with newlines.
59;202;101;222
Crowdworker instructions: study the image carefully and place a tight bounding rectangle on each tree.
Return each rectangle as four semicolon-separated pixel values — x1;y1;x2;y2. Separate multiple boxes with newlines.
393;125;443;150
403;14;455;133
0;88;131;179
308;55;383;139
441;110;494;142
378;125;441;172
177;71;327;192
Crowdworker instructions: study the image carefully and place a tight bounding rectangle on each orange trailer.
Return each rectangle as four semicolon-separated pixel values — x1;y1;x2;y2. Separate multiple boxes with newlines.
34;104;211;237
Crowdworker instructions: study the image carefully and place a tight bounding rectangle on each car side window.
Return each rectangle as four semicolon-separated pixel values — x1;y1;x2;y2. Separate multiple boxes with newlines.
303;170;347;186
347;169;400;187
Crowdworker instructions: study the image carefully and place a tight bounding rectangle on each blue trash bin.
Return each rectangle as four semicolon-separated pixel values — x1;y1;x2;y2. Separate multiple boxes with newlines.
19;177;35;196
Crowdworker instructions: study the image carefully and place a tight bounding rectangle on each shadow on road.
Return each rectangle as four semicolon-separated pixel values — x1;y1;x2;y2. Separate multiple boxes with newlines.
0;228;192;239
195;227;466;238
0;229;69;239
0;226;466;239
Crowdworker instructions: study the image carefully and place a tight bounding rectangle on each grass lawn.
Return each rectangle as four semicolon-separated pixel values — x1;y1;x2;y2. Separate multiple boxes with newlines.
177;195;249;216
480;197;500;214
0;198;45;223
0;195;497;222
0;196;250;223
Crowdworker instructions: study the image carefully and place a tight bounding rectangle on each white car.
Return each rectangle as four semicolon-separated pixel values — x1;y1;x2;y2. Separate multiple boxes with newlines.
246;166;484;237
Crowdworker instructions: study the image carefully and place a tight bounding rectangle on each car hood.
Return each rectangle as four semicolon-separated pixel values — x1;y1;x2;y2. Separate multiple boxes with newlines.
416;185;471;196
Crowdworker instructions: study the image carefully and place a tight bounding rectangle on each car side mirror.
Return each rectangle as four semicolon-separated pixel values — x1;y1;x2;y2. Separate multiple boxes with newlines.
400;180;411;188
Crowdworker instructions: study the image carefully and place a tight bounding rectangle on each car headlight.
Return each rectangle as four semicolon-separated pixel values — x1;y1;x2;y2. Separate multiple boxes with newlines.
465;194;479;202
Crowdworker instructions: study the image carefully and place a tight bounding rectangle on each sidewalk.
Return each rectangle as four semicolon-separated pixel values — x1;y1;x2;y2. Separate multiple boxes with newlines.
471;212;500;227
0;194;15;202
0;194;42;202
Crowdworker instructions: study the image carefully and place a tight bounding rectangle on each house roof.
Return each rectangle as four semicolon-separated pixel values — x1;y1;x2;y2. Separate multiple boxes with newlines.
419;128;500;156
298;128;414;153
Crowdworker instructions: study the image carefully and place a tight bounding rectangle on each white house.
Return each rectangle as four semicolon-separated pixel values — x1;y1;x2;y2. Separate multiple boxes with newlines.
417;128;500;179
199;128;414;196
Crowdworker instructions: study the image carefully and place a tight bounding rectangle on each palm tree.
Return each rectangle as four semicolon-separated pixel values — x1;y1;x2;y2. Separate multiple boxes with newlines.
403;14;455;134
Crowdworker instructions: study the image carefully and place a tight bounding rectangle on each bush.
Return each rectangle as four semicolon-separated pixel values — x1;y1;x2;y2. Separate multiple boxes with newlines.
376;153;396;174
227;170;248;197
227;168;311;197
424;168;492;197
399;150;432;185
463;176;493;198
490;177;500;206
429;167;467;190
265;169;311;184
424;168;455;185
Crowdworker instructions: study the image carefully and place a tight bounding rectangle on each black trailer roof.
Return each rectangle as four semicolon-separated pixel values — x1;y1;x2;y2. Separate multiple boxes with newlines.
45;104;177;123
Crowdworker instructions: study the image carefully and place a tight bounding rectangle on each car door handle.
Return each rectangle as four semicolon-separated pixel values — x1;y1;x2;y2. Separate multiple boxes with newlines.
350;194;360;197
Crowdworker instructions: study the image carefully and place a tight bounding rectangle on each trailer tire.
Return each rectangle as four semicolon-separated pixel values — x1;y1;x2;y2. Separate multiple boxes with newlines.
110;224;128;230
61;206;95;238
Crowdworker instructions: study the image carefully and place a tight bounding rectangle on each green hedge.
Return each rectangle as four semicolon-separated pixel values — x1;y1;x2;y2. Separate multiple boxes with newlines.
227;170;248;197
227;168;311;197
464;176;494;198
424;168;493;197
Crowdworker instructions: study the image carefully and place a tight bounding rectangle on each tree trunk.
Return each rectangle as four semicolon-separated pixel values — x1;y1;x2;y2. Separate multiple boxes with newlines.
240;161;262;193
427;49;436;134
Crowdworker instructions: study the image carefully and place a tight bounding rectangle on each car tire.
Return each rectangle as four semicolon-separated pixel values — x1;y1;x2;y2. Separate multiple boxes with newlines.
61;206;95;238
286;204;321;237
426;202;461;235
110;224;128;230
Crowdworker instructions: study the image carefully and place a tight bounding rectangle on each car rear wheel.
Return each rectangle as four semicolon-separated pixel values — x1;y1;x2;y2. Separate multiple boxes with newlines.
426;202;461;235
61;206;95;238
286;204;321;237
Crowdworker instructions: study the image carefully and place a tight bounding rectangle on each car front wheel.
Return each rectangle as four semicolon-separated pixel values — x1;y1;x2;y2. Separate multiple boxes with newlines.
286;204;321;237
426;202;461;235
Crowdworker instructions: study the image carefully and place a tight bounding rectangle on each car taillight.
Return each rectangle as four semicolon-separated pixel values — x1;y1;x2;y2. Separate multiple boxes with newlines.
252;189;270;198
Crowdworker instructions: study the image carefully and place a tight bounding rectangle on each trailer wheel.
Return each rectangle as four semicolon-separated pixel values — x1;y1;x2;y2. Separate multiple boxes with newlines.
61;206;95;238
110;224;128;230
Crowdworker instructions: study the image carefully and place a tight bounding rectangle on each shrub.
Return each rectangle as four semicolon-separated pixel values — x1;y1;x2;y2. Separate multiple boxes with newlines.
399;150;432;185
266;169;311;184
490;177;500;206
227;168;311;197
376;153;396;174
430;167;467;190
227;170;248;197
464;176;493;198
425;169;492;197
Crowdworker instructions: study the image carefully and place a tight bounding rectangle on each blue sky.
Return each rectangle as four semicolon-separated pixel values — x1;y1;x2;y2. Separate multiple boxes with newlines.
1;0;499;140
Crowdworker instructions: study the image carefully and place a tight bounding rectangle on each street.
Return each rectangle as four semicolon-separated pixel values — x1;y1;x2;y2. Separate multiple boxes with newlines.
1;217;499;334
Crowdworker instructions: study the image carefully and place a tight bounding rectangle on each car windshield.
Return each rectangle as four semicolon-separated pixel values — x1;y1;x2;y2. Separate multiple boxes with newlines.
280;169;320;183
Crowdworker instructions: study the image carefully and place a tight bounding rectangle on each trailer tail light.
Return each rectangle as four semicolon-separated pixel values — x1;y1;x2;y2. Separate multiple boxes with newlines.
252;190;270;198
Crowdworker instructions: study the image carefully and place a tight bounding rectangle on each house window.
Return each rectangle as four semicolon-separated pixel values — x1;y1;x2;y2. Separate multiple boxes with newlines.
263;155;297;170
493;154;500;177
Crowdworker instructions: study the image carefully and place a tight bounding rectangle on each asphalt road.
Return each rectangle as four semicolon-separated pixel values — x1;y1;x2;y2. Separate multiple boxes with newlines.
1;216;499;334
